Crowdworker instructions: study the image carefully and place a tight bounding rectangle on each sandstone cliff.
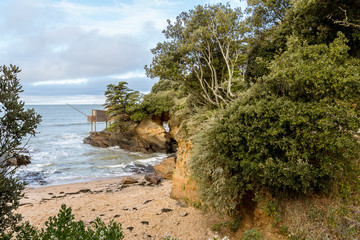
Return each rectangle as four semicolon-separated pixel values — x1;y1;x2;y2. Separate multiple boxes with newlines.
83;113;177;154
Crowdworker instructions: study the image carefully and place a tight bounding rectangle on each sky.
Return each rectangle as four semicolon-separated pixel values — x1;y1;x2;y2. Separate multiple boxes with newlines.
0;0;247;104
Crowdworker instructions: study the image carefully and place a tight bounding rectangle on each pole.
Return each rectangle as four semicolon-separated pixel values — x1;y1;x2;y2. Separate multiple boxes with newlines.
66;103;88;117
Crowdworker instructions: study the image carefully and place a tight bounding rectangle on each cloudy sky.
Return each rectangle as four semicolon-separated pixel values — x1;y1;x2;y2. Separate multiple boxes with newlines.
0;0;246;104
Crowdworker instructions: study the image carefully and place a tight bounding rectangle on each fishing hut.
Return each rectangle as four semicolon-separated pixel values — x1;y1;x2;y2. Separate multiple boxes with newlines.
87;109;108;132
66;104;109;133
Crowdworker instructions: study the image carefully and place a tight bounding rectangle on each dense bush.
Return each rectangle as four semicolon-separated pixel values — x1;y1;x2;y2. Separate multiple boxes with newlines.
129;90;175;122
191;34;360;214
9;204;124;240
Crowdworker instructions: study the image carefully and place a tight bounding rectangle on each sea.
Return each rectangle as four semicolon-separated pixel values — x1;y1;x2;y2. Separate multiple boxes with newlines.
15;105;167;187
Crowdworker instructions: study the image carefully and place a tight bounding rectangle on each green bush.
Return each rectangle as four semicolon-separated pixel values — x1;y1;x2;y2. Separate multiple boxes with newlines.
14;204;124;240
129;90;175;122
191;34;360;214
241;229;263;240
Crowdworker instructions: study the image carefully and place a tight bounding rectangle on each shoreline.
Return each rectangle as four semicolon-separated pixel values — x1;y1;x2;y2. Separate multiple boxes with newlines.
18;176;219;240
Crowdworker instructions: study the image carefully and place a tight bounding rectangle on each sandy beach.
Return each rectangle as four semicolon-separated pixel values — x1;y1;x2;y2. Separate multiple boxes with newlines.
18;177;220;240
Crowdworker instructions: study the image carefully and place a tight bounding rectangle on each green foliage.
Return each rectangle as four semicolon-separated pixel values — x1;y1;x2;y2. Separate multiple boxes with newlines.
264;200;282;225
103;81;142;127
191;34;360;214
245;0;360;84
327;205;360;239
241;229;263;240
0;175;24;235
146;3;247;108
0;65;41;234
129;90;175;122
15;204;124;240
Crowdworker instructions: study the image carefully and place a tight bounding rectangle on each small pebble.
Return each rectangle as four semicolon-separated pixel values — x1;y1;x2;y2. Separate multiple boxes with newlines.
161;208;173;213
179;211;188;217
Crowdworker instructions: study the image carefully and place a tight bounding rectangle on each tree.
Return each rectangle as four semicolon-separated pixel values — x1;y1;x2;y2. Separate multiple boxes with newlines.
146;3;247;108
0;65;41;234
244;0;360;84
191;34;360;214
103;81;142;126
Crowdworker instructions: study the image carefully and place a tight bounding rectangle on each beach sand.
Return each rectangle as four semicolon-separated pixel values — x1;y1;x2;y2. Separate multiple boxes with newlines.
18;177;220;240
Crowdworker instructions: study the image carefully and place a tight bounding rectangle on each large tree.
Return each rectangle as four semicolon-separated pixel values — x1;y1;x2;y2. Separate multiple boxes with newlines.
245;0;360;83
146;3;247;108
0;65;41;235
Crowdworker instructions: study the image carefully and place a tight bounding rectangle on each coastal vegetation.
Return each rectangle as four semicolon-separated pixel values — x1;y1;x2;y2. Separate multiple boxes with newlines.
2;0;360;239
140;0;360;238
0;65;41;237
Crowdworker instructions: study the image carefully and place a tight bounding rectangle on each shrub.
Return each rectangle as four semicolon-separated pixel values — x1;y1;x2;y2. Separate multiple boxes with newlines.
191;34;360;214
15;204;124;240
129;90;175;122
241;229;263;240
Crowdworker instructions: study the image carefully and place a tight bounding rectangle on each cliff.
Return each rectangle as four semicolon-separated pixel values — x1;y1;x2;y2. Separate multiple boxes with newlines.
84;113;177;154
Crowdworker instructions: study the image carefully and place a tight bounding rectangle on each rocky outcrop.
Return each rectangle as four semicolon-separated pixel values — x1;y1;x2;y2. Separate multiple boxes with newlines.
121;176;139;185
84;113;177;154
153;156;176;180
170;136;199;202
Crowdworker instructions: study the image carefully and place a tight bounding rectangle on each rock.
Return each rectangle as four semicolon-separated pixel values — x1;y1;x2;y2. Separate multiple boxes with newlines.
143;200;153;205
79;189;91;193
170;139;199;202
141;221;149;225
179;211;188;217
161;208;173;213
176;199;188;208
127;227;134;232
123;164;154;174
83;114;178;154
153;157;176;180
145;174;163;185
114;214;120;218
121;176;138;185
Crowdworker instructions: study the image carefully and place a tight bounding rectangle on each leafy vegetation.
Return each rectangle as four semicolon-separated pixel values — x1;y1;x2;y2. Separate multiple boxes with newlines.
6;205;124;240
140;0;360;237
241;229;263;240
0;65;41;236
146;3;247;108
191;33;360;214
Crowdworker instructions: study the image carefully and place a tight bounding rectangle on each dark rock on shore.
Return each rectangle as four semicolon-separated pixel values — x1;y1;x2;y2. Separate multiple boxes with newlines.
121;176;138;185
145;174;163;185
123;164;154;174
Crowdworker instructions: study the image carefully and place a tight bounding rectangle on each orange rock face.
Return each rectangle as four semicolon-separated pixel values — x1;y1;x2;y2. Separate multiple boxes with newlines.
170;137;199;202
153;157;176;180
84;114;177;153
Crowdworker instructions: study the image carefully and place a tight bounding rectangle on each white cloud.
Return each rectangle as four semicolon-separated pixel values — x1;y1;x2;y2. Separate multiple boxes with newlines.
21;95;105;105
110;71;146;80
32;78;88;86
1;0;247;101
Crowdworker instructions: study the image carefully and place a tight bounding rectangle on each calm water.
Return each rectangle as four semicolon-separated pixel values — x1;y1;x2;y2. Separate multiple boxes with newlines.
16;105;166;187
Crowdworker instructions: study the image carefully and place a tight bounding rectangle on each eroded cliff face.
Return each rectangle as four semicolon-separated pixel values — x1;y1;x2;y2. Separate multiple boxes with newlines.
169;128;287;240
83;113;177;154
169;129;199;202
